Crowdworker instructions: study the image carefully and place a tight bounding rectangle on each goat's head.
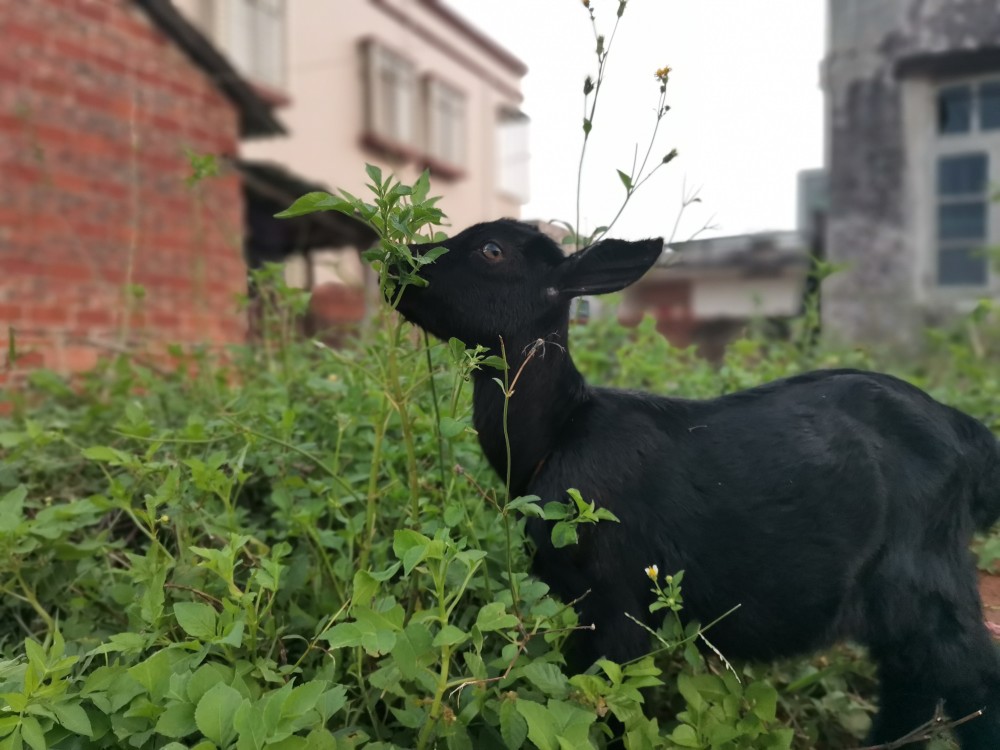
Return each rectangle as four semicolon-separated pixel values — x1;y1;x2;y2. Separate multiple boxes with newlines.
397;219;663;348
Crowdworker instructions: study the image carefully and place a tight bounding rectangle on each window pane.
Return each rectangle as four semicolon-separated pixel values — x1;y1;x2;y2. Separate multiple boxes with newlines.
497;110;530;202
938;247;988;286
980;80;1000;130
426;79;464;166
938;85;971;134
938;202;986;240
937;153;987;196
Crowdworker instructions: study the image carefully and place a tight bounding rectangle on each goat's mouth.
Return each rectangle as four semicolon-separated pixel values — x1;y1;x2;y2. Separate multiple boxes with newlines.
392;281;425;326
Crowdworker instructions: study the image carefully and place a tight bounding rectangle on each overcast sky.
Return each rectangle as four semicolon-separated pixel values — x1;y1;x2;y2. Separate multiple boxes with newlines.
445;0;827;242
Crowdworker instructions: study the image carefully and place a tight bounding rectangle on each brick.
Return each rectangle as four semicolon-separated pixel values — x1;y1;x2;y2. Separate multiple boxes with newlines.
61;345;100;372
75;309;113;327
27;306;70;327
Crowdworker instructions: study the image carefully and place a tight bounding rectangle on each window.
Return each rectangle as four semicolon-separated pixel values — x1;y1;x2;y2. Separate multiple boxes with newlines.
496;109;530;203
424;77;465;170
938;80;1000;135
931;75;1000;289
362;41;417;151
936;153;989;285
222;0;286;90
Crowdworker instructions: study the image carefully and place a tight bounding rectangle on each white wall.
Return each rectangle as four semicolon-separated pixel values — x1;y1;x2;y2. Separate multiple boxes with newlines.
691;276;803;319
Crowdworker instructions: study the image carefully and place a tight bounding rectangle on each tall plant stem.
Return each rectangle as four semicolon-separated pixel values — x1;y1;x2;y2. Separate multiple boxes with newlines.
386;315;422;526
575;8;623;250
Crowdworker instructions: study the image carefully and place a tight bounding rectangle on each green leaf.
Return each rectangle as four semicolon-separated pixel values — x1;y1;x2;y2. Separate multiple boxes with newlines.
392;624;435;682
676;673;704;711
232;698;267;750
81;445;126;463
393;529;432;575
617;169;633;192
0;433;26;449
275;191;348;218
314;685;348;723
194;682;243;747
352;570;379;608
412;169;431;202
596;659;622;686
322;623;362;650
155;702;196;739
337;607;401;656
475;602;518;632
186;663;231;704
506;496;544;519
481;356;508;371
0;486;26;533
500;699;527;750
365;163;384;189
515;701;557;750
282;680;328;719
141;563;167;627
19;717;44;750
746;680;778;723
547;699;595;743
174;602;218;641
439;417;466;439
0;716;18;738
216;618;245;648
417;246;449;265
51;701;92;737
670;724;700;747
432;625;468;648
550;522;578;549
521;663;569;699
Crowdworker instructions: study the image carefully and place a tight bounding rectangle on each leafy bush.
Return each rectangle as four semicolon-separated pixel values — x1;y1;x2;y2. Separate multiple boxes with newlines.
0;302;879;749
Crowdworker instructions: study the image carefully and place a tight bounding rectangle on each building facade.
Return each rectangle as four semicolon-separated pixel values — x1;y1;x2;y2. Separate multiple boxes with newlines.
823;0;1000;344
624;231;811;360
174;0;529;232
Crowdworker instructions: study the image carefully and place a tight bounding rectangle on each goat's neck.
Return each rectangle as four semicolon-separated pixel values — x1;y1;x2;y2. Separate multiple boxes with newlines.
471;332;587;496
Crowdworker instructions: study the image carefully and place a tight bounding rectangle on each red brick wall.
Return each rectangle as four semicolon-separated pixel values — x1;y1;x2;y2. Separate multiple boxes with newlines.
0;0;247;380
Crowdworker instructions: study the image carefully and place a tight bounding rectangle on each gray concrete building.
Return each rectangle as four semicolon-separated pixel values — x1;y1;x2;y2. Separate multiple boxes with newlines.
823;0;1000;345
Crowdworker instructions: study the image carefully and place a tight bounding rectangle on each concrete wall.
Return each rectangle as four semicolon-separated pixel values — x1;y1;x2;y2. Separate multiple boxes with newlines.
823;0;1000;344
692;276;803;319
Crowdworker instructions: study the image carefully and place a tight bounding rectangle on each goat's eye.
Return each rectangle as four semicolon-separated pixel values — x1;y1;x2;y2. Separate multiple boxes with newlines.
480;241;503;262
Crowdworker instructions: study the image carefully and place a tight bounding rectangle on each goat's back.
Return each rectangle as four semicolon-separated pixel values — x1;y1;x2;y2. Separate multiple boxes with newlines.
527;368;1000;662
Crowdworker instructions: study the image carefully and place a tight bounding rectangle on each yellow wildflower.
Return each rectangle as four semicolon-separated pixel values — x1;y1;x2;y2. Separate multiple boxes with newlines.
655;66;672;82
644;564;659;581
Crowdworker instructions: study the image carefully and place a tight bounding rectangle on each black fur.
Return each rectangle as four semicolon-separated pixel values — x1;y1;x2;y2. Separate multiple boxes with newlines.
397;219;1000;748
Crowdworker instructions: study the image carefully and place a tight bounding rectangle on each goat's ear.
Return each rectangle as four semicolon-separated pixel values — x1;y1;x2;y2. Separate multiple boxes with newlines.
556;238;663;297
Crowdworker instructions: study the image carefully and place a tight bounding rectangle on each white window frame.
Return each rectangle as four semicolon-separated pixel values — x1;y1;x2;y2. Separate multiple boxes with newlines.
424;76;466;171
362;41;417;152
213;0;287;90
905;73;1000;303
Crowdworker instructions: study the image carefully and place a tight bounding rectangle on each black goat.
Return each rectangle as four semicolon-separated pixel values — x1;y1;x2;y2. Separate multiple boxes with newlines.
396;219;1000;748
